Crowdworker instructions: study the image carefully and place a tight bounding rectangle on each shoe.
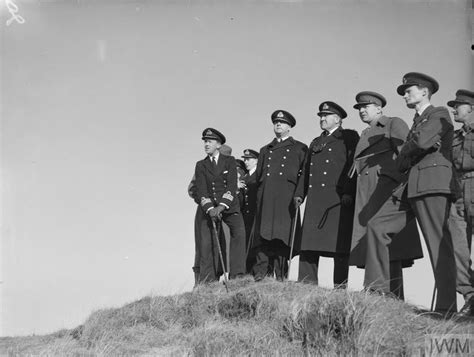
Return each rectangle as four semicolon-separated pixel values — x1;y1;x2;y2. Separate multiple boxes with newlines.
456;296;474;318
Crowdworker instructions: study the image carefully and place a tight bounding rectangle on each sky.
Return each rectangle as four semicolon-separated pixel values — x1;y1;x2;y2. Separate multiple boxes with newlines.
0;0;473;336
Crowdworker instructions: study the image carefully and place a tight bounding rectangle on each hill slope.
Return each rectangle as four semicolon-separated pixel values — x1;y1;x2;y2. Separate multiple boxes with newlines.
2;277;473;356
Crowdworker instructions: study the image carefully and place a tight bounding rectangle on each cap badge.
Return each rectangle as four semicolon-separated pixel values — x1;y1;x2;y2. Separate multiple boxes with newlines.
206;129;213;135
403;77;407;84
323;103;329;110
244;150;249;155
277;111;284;118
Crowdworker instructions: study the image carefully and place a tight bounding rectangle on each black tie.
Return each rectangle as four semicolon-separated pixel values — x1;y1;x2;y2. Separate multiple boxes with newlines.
212;157;217;167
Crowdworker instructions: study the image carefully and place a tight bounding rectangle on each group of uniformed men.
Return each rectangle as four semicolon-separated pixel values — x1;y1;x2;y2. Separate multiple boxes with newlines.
188;71;474;319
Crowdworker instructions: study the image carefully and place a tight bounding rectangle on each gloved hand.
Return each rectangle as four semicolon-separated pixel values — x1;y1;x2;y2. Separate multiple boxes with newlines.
293;196;303;208
208;207;220;221
341;194;353;207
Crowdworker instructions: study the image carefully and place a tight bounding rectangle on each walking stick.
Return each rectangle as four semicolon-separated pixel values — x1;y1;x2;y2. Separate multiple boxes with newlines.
287;206;300;280
430;285;437;312
212;219;229;293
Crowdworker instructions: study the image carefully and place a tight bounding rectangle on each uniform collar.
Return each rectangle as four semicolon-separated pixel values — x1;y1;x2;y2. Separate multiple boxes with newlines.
208;152;220;162
417;102;431;116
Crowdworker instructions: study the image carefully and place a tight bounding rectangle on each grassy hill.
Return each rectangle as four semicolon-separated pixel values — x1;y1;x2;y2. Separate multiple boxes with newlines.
2;276;473;356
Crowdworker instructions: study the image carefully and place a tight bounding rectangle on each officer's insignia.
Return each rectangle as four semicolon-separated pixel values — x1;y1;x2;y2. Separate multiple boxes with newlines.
323;103;329;110
277;111;284;118
206;129;213;136
200;197;212;207
403;77;407;84
244;150;250;155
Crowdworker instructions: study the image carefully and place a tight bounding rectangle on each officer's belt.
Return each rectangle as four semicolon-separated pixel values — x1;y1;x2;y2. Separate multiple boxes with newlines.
460;171;474;180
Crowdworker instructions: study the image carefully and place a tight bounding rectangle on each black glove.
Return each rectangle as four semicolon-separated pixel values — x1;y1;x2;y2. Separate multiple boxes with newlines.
293;196;303;208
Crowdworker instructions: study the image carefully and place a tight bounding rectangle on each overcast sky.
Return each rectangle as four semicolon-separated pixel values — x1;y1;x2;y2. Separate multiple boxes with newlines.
1;0;473;336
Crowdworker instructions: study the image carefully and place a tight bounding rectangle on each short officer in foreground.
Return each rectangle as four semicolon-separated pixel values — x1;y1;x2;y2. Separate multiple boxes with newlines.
447;89;474;316
349;91;423;299
240;149;259;272
294;101;359;287
364;72;458;315
194;128;246;282
253;110;307;280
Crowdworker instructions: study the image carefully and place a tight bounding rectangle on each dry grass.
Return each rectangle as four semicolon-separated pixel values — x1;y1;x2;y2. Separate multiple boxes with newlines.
2;276;473;356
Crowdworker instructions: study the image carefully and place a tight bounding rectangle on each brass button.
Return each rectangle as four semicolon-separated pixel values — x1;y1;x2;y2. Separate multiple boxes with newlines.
321;183;325;187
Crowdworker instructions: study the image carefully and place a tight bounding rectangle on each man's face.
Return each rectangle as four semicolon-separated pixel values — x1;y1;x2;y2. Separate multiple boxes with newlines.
203;139;221;155
403;85;426;108
244;158;258;171
358;104;381;124
319;113;340;131
452;103;473;123
273;120;291;137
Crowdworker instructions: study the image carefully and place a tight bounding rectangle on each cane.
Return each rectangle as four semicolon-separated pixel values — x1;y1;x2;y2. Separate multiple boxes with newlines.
287;206;300;280
430;285;437;312
212;219;229;293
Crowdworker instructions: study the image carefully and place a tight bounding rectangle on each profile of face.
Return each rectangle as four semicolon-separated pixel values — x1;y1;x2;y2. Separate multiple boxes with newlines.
244;158;258;171
403;85;427;108
452;103;473;123
273;120;291;137
203;139;221;155
358;104;382;124
319;113;340;132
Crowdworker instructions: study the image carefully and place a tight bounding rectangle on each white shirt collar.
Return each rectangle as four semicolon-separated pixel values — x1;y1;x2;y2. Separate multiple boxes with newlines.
417;102;430;116
209;152;220;162
277;135;290;142
326;125;340;136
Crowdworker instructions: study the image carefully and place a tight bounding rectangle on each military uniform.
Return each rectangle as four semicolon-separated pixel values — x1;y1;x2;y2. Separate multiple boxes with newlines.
253;110;308;280
241;149;259;272
188;144;232;285
364;73;457;314
195;129;246;282
295;102;359;286
447;90;474;307
349;92;423;298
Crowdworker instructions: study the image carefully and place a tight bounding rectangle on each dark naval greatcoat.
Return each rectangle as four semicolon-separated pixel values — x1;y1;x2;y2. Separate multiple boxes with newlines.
254;137;307;247
295;127;359;255
242;169;258;242
349;116;423;267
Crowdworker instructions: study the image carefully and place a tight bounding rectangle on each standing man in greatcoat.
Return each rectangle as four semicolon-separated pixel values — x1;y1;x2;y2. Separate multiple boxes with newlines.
364;72;458;316
240;149;259;272
446;89;474;317
294;101;359;288
349;91;423;299
194;128;246;282
253;110;307;281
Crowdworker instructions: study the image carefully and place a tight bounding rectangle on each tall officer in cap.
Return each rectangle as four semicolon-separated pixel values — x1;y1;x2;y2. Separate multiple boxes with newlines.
349;91;423;299
253;110;307;281
364;72;458;315
240;149;259;272
447;89;474;316
294;101;359;287
194;128;246;282
188;144;232;286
